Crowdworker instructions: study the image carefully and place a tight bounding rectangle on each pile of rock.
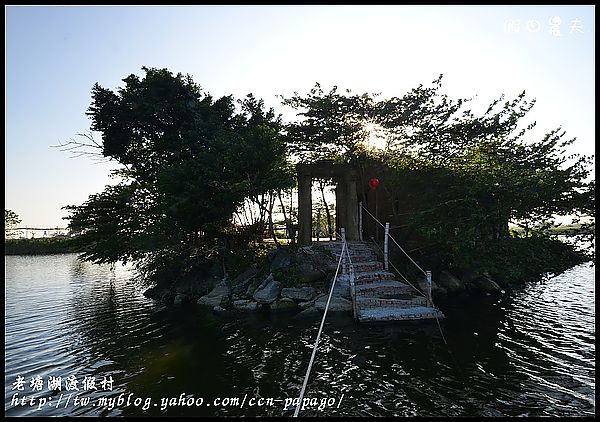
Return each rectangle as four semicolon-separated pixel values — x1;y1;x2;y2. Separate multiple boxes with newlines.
197;271;326;317
144;243;506;313
196;244;353;318
435;270;505;295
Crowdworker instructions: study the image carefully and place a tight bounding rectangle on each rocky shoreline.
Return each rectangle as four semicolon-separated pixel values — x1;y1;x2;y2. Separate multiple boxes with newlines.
143;242;508;317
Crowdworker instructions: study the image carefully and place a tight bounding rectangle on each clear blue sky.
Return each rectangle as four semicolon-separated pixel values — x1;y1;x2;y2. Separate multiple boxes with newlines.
5;5;595;227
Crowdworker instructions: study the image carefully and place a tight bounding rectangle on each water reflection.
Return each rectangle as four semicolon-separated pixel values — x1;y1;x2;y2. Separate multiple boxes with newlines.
4;255;595;417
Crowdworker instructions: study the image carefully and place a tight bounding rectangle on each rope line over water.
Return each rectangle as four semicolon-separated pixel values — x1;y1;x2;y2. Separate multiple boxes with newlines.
293;239;347;417
368;240;427;298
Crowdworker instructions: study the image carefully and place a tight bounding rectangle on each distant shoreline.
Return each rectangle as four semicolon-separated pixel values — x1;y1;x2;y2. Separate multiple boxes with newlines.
4;236;79;255
509;223;594;235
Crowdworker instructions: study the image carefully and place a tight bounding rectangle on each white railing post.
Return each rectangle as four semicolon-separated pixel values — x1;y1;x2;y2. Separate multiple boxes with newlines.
316;210;321;242
426;270;432;307
340;227;347;275
358;201;363;242
350;263;356;320
384;222;390;271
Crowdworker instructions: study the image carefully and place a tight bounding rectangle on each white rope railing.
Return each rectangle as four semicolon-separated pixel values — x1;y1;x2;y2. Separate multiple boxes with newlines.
360;204;427;276
293;235;348;417
368;239;427;298
340;229;358;320
359;203;447;344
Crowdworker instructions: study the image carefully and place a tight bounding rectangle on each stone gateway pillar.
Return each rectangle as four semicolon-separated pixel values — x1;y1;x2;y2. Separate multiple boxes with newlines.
297;171;312;245
344;172;359;241
335;182;347;236
296;161;360;245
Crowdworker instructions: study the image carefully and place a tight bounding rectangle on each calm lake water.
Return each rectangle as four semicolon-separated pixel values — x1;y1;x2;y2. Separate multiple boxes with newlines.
4;253;595;417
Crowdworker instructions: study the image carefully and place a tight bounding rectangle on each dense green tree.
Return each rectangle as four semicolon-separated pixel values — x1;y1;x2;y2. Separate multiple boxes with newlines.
281;76;595;275
379;81;594;253
280;83;378;162
5;209;21;238
5;209;21;226
62;69;594;287
64;67;293;277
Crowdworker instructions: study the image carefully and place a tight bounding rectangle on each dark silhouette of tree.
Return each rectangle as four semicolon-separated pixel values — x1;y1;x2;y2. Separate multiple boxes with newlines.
281;76;595;269
63;67;293;280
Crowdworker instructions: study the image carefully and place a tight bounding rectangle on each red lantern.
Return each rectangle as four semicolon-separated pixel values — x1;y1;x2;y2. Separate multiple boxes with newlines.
369;178;380;190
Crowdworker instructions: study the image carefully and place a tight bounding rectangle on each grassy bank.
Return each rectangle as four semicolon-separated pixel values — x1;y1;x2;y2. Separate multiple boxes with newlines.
383;235;592;292
5;236;79;255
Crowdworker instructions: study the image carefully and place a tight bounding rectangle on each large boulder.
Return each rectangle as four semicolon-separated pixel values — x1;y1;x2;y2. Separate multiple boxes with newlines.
143;285;160;299
298;300;316;310
314;295;353;312
293;307;321;319
197;280;231;307
232;299;259;311
281;287;318;301
296;263;326;284
173;277;203;296
159;290;176;305
458;268;480;284
269;298;297;312
231;267;260;296
253;274;283;304
144;286;176;304
270;248;293;272
468;275;504;295
245;276;263;299
438;270;466;293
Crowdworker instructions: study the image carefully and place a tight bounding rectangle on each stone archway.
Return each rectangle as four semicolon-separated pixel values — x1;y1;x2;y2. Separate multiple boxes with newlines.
296;160;359;245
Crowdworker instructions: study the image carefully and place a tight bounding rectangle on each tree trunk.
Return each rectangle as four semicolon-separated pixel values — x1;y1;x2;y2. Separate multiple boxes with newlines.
318;179;333;240
268;193;280;246
277;190;291;244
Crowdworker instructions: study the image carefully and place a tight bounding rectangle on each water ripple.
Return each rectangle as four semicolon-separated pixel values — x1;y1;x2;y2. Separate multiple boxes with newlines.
4;255;595;417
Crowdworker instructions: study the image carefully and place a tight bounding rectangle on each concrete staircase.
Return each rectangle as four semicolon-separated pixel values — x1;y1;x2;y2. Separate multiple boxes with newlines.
318;241;445;322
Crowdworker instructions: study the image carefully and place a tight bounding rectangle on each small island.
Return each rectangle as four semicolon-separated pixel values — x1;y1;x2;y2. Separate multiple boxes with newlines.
4;5;595;418
8;67;594;321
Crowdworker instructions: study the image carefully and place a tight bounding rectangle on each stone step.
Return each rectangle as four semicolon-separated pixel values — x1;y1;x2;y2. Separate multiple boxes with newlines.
332;280;350;299
333;253;377;260
350;261;384;273
317;241;371;246
356;296;428;309
333;247;376;255
322;241;374;249
317;243;370;250
340;254;378;263
355;280;413;297
318;241;443;322
357;306;445;322
355;271;396;283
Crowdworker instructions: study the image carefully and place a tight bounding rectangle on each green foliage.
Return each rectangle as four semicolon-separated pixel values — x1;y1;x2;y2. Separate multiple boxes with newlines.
63;69;594;289
381;83;594;261
271;268;300;288
282;76;595;278
5;209;21;238
280;83;378;162
5;209;21;226
222;241;272;281
445;237;590;285
64;67;293;282
5;236;78;255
